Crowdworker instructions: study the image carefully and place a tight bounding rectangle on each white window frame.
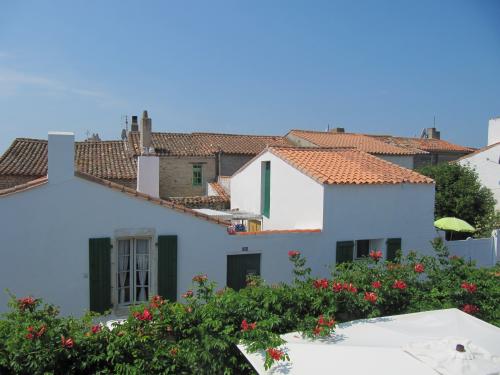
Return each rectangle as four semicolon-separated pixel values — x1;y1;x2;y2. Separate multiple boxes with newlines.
111;229;157;314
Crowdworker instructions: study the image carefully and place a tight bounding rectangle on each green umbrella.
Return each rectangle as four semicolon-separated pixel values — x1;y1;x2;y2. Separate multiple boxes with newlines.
434;217;475;233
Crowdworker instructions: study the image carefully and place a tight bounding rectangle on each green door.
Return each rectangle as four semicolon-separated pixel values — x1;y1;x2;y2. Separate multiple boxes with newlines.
227;254;261;291
262;162;270;218
386;238;402;262
336;241;354;264
158;235;178;302
89;238;112;313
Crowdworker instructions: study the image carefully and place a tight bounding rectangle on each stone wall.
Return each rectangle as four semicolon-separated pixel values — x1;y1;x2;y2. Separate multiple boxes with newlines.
159;156;216;198
219;154;254;176
414;152;471;169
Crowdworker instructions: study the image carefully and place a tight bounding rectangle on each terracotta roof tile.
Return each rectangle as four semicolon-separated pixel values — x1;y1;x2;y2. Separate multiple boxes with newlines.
128;132;292;156
269;147;434;185
208;181;230;199
371;136;475;153
0;138;136;180
0;176;48;197
288;130;424;155
166;195;230;209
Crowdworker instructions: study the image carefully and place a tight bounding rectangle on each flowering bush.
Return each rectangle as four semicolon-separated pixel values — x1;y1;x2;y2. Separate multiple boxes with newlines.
0;238;499;374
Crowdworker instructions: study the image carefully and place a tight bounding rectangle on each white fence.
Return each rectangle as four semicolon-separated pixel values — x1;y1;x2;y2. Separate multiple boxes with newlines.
445;230;499;267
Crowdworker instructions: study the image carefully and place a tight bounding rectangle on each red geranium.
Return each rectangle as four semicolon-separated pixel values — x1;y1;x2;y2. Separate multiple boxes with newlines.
192;274;208;283
91;324;101;334
267;348;284;361
134;308;153;321
414;263;425;273
371;281;382;289
313;326;323;335
369;250;383;262
343;282;357;293
461;282;477;294
150;295;164;308
37;325;46;337
392;280;407;290
332;282;343;293
61;335;74;348
364;291;378;304
461;304;480;314
241;319;257;331
288;250;300;258
18;296;36;312
313;278;329;289
182;290;194;298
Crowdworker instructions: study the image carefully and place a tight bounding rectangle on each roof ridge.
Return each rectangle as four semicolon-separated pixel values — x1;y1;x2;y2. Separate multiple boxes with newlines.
0;176;49;196
455;141;500;161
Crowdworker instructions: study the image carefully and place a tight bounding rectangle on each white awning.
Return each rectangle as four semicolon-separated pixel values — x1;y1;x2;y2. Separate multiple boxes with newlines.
238;309;500;375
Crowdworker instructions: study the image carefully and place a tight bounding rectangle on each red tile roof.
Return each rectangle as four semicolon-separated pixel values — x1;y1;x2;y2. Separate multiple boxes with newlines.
0;176;48;197
208;181;230;199
288;130;425;155
0;138;136;180
269;147;434;185
371;135;475;153
128;132;292;156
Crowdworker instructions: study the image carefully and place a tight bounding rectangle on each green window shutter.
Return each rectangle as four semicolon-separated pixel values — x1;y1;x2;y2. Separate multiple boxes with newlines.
336;241;354;264
227;254;261;291
262;162;271;218
89;238;112;313
386;238;402;262
158;235;178;301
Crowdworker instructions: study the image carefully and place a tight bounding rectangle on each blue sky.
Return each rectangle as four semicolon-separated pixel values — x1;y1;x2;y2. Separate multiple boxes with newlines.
0;0;499;153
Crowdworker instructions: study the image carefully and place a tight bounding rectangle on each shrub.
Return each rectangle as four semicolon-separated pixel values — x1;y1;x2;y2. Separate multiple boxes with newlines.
1;242;499;374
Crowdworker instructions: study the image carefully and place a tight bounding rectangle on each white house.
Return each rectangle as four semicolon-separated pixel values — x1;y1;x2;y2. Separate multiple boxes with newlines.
0;134;438;316
231;146;436;262
458;118;500;211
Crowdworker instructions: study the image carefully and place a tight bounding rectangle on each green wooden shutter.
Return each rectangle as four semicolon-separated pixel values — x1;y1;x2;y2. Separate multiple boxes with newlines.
158;235;178;302
227;254;261;291
336;241;354;264
386;238;402;262
262;162;271;218
89;238;112;313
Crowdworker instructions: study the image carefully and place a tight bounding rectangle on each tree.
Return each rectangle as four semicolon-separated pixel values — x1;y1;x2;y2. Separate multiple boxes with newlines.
418;162;498;237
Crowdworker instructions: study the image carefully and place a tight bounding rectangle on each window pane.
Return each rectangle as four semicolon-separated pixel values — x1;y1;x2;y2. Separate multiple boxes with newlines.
118;240;131;304
356;240;370;258
192;165;202;186
135;239;149;302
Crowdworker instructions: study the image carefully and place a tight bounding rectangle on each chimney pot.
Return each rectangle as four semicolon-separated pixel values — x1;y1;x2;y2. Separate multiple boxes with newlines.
140;110;152;154
131;116;139;132
425;127;440;140
329;127;345;133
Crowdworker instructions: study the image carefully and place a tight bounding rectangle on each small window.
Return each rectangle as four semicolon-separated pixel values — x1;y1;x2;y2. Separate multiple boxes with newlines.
356;240;370;258
192;165;202;186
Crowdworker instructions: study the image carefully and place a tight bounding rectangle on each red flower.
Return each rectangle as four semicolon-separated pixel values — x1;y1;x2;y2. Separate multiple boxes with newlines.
369;250;383;262
134;308;153;321
461;304;480;314
18;296;36;311
91;324;101;334
288;250;300;258
37;325;46;337
267;348;284;361
170;347;178;356
343;282;357;293
371;281;382;289
150;295;164;308
182;290;194;298
313;326;322;335
364;292;378;304
392;280;407;290
241;319;257;331
332;282;343;293
414;263;425;273
192;274;208;283
313;278;329;289
61;335;74;348
317;315;335;328
26;333;34;340
461;282;477;294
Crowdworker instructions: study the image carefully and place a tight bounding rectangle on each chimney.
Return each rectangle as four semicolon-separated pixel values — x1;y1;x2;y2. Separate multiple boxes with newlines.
131;116;139;132
136;155;159;198
425;127;440;139
329;127;345;133
487;117;500;146
48;132;75;184
140;110;152;154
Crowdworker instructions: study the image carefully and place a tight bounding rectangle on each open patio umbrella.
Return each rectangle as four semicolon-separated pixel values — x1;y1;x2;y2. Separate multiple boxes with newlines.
434;217;475;233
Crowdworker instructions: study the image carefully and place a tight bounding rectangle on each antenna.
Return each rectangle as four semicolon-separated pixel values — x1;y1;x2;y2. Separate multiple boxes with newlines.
433;115;436;128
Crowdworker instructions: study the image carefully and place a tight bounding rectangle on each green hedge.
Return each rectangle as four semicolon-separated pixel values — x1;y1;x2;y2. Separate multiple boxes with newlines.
0;238;499;374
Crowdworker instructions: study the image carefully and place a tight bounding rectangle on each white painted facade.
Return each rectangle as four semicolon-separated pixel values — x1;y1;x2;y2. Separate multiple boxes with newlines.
0;136;437;316
458;143;500;211
136;155;160;198
231;151;324;230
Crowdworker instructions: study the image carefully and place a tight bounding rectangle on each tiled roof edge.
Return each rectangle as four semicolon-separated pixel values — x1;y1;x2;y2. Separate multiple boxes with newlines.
454;141;500;161
0;176;49;197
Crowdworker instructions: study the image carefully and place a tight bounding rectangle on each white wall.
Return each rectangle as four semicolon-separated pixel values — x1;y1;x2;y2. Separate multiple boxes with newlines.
323;183;437;257
446;237;497;267
459;143;500;211
137;155;160;198
488;117;500;146
378;155;414;169
231;151;324;230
